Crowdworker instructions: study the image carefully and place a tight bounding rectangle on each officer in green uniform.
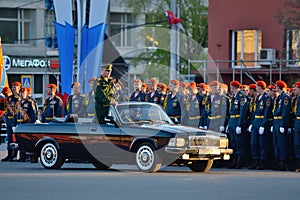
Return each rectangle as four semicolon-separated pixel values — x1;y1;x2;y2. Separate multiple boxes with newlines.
94;64;118;124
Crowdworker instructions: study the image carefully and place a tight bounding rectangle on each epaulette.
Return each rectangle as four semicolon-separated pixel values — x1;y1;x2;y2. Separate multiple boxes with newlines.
80;94;85;97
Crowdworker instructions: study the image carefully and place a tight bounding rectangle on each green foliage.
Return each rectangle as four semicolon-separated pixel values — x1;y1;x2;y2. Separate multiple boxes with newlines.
121;0;208;80
274;0;300;29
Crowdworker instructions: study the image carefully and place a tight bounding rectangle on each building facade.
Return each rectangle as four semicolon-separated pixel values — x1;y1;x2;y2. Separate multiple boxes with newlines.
208;0;300;85
0;0;144;106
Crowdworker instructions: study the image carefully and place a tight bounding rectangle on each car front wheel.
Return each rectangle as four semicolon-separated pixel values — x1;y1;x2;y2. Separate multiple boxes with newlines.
188;160;213;172
135;143;161;172
40;142;64;169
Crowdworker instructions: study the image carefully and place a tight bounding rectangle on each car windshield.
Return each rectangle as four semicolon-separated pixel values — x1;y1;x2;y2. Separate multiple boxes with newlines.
116;104;173;124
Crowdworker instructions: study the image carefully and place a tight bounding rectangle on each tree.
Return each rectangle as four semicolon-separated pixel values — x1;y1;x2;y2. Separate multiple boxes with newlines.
121;0;208;81
274;0;300;29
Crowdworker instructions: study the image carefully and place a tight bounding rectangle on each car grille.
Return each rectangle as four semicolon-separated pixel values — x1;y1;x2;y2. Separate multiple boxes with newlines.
189;136;220;147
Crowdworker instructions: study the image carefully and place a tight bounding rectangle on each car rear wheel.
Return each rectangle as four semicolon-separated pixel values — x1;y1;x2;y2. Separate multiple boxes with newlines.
40;143;64;169
135;143;161;172
92;161;111;170
188;160;213;172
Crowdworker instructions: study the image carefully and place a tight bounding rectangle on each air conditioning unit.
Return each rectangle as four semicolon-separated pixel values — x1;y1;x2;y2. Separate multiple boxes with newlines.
260;48;276;65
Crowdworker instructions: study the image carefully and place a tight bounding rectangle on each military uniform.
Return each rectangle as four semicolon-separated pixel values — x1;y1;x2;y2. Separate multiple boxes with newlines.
130;91;146;102
273;83;291;170
85;90;95;117
94;76;115;124
293;93;300;169
15;98;36;124
249;91;273;169
15;97;36;162
64;94;86;117
146;90;161;104
227;85;249;168
3;94;19;161
208;93;229;132
164;94;181;124
28;96;38;120
42;95;63;123
198;92;209;128
183;94;200;127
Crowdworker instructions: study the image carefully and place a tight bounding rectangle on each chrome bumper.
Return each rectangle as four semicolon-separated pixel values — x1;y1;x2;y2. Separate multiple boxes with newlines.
165;147;233;156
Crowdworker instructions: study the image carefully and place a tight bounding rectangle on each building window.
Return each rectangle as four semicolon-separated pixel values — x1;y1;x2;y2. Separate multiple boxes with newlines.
231;30;262;68
0;8;35;44
109;13;134;47
286;29;300;67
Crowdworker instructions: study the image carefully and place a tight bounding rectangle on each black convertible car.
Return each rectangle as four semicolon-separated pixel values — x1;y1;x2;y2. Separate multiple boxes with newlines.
13;102;232;172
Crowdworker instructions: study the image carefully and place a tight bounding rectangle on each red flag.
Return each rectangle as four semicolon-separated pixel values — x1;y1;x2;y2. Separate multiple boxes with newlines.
165;10;185;31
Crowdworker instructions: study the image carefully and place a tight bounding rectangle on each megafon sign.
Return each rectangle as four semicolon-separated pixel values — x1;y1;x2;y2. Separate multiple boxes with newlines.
4;56;50;69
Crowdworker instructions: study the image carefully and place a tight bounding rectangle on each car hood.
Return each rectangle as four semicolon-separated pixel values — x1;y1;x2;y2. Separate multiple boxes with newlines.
138;123;222;137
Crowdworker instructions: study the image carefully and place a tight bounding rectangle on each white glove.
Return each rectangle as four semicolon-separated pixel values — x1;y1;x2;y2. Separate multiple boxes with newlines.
204;126;208;130
270;126;273;133
225;125;229;133
259;127;264;135
280;127;285;134
220;126;225;132
12;126;16;133
248;125;252;132
236;126;241;134
288;128;292;134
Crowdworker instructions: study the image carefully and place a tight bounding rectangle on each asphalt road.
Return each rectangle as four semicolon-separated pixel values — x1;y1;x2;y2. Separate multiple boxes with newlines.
0;144;300;200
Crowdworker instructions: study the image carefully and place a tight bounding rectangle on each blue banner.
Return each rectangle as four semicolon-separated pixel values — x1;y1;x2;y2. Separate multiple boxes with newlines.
54;22;75;95
79;23;107;94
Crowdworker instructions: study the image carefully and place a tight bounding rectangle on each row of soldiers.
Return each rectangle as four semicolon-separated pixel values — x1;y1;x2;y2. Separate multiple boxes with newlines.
1;64;299;171
128;78;300;172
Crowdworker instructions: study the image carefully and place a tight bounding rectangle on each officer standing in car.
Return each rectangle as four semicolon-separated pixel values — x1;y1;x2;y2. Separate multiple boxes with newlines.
94;64;118;124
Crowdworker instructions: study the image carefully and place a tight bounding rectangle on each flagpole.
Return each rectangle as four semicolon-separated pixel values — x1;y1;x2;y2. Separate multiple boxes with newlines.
170;0;177;80
76;0;82;83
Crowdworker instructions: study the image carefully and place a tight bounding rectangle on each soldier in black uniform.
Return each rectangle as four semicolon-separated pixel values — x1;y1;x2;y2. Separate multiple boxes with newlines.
130;79;146;102
94;64;118;124
64;82;86;117
27;87;38;120
1;81;21;162
156;83;167;107
164;80;181;124
146;78;160;104
1;86;16;161
42;84;63;123
197;83;210;129
15;88;36;161
85;78;96;118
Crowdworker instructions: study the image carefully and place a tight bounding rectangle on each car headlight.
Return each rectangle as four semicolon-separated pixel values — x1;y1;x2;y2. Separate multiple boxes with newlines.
219;137;228;148
168;138;186;148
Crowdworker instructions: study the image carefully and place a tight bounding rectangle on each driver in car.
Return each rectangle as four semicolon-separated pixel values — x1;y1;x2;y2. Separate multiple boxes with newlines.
123;107;142;122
